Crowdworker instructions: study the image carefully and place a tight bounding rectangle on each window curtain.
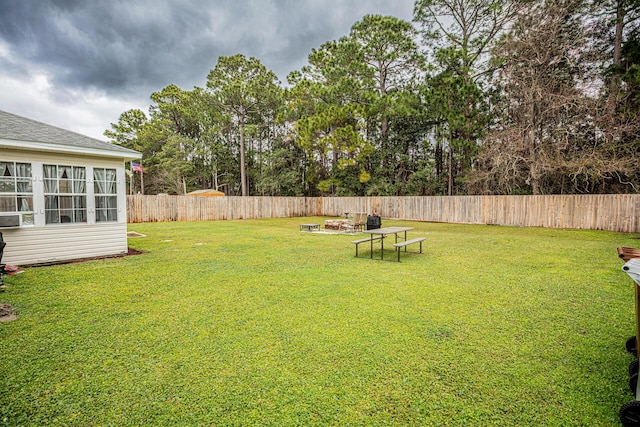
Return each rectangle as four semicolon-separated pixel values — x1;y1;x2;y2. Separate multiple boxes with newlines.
106;169;117;194
94;168;106;194
15;163;32;193
16;179;31;192
15;163;31;178
18;196;32;211
0;162;32;213
93;168;116;195
106;196;117;217
45;195;59;223
73;196;87;222
58;166;71;179
73;167;86;193
95;169;118;222
44;165;58;193
0;162;14;177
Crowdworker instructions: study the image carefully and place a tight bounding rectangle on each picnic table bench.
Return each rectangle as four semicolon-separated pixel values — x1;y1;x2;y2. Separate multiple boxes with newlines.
393;237;426;262
351;235;385;258
352;226;426;262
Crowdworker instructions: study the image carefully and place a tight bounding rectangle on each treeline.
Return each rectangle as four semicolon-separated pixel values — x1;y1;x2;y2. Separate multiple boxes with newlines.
105;0;640;196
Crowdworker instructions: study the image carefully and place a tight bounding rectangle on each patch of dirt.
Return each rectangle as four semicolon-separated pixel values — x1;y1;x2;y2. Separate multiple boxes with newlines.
126;247;146;256
63;247;147;263
22;247;147;268
0;303;17;322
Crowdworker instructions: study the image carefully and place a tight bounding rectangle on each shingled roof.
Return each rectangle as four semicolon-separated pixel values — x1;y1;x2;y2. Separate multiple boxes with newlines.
0;109;141;159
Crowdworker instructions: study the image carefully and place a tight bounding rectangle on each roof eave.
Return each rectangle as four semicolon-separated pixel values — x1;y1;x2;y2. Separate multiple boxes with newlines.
0;138;142;161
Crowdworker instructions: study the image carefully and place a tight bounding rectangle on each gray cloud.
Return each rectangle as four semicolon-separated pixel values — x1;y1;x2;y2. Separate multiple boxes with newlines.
1;1;215;92
0;0;414;138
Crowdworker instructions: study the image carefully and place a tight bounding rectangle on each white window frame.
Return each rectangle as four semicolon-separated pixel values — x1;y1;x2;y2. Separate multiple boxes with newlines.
93;167;118;222
0;161;34;227
43;164;88;225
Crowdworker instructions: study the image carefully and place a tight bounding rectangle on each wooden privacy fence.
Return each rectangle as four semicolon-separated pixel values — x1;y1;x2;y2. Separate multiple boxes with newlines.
126;195;321;223
126;194;640;233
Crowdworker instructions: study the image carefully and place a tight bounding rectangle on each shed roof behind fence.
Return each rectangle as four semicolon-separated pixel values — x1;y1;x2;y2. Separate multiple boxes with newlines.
187;189;225;197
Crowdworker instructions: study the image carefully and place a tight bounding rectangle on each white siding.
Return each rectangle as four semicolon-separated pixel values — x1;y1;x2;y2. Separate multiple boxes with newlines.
1;148;131;265
1;222;128;265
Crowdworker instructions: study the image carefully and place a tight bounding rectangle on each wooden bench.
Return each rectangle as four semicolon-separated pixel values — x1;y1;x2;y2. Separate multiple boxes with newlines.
352;236;385;258
393;237;426;262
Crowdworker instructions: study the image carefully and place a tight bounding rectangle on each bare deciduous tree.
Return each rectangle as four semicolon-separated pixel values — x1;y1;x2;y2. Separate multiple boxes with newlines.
475;0;639;194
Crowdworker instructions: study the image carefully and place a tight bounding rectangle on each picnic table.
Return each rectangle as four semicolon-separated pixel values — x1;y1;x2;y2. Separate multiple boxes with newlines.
352;226;425;261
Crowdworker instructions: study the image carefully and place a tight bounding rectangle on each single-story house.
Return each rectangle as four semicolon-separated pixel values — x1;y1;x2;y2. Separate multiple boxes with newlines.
0;109;142;265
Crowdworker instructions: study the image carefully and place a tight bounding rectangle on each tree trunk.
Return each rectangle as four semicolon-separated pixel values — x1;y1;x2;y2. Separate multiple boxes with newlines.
239;112;247;196
435;124;443;181
381;116;388;142
528;103;540;195
609;0;625;112
435;139;443;178
447;143;454;196
380;69;388;143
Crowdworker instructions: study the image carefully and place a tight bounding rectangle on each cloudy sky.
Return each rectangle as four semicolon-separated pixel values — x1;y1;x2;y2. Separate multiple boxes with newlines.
0;0;415;140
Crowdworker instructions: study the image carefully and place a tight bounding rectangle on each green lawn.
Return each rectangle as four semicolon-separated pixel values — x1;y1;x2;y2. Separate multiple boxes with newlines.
1;218;639;426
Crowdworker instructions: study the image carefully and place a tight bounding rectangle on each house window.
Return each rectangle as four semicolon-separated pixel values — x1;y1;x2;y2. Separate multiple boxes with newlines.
44;164;87;224
94;168;118;222
0;161;34;225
